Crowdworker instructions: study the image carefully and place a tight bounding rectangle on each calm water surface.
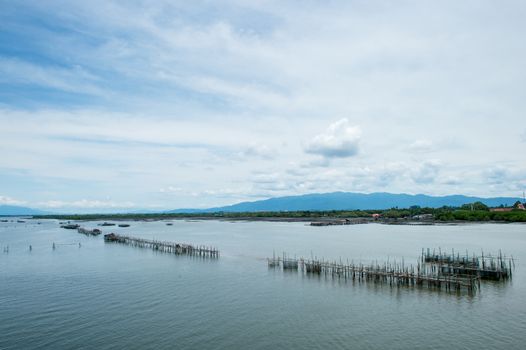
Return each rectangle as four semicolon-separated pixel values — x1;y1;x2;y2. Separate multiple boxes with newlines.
1;219;525;349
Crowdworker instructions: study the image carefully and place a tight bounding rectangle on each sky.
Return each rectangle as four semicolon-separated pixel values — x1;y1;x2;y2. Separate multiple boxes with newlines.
1;0;525;213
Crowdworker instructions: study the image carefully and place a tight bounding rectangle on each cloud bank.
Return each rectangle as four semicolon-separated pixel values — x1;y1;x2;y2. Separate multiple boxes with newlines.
1;0;525;211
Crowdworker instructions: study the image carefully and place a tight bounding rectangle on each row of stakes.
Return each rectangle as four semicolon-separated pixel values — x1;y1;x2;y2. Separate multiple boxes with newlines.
2;242;82;253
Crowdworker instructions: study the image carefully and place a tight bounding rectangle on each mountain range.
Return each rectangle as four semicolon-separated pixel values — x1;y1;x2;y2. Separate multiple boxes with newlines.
1;192;523;216
168;192;523;213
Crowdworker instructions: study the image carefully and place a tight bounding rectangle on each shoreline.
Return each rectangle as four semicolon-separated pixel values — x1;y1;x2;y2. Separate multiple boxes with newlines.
11;215;526;225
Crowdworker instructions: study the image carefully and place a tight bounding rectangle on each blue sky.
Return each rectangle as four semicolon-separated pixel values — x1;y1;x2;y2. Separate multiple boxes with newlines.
1;0;525;212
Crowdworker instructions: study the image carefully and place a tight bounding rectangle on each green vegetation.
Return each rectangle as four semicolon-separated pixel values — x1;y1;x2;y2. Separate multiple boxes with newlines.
33;202;526;222
460;201;489;211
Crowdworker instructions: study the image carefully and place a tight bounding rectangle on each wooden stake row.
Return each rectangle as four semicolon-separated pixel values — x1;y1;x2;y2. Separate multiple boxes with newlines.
104;233;219;258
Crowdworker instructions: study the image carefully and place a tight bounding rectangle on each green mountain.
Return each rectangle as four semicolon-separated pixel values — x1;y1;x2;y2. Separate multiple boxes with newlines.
169;192;522;213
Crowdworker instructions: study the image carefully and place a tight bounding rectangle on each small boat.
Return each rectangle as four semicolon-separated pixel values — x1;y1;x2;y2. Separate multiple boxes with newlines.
118;224;130;228
99;222;116;226
61;224;80;229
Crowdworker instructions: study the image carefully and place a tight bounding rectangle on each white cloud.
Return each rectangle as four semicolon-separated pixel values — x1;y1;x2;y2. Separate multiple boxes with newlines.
0;58;105;97
408;139;434;153
375;163;406;187
300;158;331;168
305;119;361;159
484;166;512;185
0;195;26;206
484;166;526;190
37;199;136;209
237;144;275;160
441;176;462;186
411;160;441;184
159;186;184;194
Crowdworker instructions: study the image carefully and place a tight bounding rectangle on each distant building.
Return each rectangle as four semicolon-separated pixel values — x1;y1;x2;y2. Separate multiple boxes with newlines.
490;208;513;212
518;203;525;210
372;213;381;220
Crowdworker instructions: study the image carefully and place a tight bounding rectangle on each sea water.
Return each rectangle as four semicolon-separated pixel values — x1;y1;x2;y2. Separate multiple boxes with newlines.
1;219;525;349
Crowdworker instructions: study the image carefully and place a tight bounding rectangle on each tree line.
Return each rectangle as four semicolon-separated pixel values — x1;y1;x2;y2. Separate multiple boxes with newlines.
33;201;526;222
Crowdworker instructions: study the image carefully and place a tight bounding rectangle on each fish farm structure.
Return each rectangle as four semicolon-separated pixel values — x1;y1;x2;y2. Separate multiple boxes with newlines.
104;233;220;258
77;227;102;236
422;248;514;281
268;248;516;295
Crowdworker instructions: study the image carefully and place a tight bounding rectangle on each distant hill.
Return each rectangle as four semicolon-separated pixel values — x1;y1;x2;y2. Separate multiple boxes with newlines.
168;192;523;213
0;205;50;216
